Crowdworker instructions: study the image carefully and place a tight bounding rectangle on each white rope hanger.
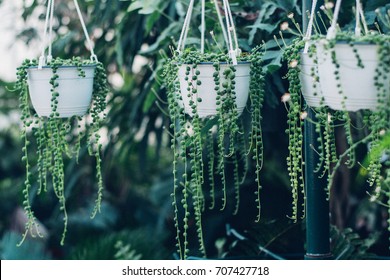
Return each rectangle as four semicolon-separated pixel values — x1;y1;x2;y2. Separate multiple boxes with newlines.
38;0;98;69
177;0;241;65
303;0;318;54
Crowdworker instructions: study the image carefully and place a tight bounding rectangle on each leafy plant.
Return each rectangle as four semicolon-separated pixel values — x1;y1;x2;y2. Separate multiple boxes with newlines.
159;0;310;260
114;240;142;260
220;222;379;259
283;2;390;239
330;226;379;259
0;231;51;260
70;229;169;260
320;34;390;224
163;35;266;259
278;2;390;255
14;57;109;245
219;219;304;260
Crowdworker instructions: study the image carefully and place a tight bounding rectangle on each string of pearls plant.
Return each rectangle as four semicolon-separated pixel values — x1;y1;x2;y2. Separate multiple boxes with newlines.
163;47;265;259
283;29;390;240
15;57;108;245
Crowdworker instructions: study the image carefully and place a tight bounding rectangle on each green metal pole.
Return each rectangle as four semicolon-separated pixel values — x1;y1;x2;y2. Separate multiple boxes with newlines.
302;0;333;260
304;110;333;260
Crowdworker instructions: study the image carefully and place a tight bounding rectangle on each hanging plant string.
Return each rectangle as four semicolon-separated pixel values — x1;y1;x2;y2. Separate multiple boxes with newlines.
15;0;108;246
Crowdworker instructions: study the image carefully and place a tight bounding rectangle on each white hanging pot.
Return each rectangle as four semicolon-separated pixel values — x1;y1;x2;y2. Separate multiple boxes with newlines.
175;0;248;118
316;41;389;111
27;65;95;117
299;53;322;108
311;0;390;111
178;62;250;118
27;0;99;118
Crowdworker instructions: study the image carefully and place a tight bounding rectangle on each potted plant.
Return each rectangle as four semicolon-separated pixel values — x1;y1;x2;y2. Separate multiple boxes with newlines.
14;0;109;245
27;58;97;118
176;52;251;118
162;0;265;259
282;0;390;222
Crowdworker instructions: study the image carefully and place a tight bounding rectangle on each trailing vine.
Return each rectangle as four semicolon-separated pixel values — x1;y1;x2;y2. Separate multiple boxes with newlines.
323;33;390;201
15;57;109;245
283;39;306;221
284;30;390;241
163;48;265;258
248;49;265;222
283;0;389;229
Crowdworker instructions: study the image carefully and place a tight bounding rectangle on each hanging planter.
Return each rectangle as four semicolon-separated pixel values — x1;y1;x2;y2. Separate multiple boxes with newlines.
178;61;250;118
15;0;109;245
22;57;102;119
313;0;390;112
299;53;322;108
28;0;101;118
172;0;253;118
284;0;390;223
314;0;390;229
292;0;390;112
306;0;390;190
316;41;389;111
163;0;265;259
27;65;95;118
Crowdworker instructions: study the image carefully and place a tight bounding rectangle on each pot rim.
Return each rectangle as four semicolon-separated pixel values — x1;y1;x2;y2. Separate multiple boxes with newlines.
27;64;97;70
312;40;380;46
178;61;251;66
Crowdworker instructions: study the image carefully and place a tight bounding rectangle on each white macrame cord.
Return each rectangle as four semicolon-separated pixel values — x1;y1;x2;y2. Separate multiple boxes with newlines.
303;0;318;54
326;0;367;40
38;0;97;69
177;0;240;65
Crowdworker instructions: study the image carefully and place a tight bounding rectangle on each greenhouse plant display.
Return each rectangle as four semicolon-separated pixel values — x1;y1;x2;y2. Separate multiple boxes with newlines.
283;0;390;227
14;0;109;245
163;0;265;259
2;0;389;262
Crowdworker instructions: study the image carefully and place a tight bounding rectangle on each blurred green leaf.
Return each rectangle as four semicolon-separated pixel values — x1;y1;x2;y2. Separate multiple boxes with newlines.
139;22;181;55
127;0;162;15
246;23;276;33
0;231;50;260
143;91;157;113
366;0;390;11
